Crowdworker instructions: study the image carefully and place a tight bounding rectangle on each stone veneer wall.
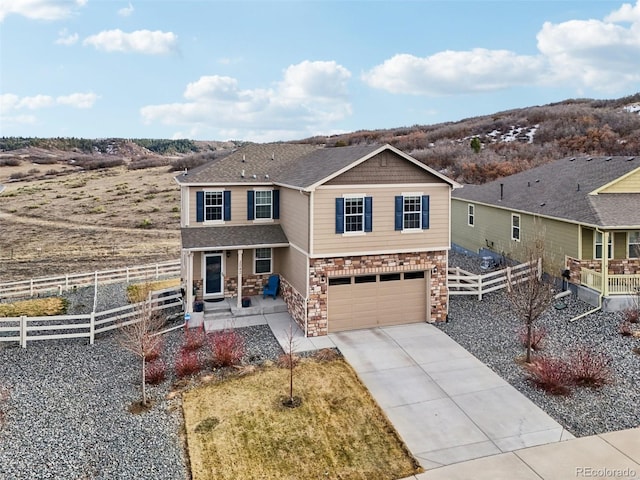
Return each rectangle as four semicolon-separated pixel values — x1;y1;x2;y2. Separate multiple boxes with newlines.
224;274;271;298
567;257;640;286
308;251;448;337
279;276;307;333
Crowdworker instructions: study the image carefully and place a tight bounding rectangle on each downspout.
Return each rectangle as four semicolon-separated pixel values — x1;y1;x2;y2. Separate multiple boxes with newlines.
305;188;312;338
570;229;606;322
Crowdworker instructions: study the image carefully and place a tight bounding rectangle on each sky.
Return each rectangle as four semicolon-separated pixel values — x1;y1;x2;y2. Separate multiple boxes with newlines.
1;0;640;143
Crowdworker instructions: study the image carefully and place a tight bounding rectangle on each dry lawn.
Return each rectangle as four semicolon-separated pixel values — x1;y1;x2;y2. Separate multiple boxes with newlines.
0;165;181;280
183;359;421;480
0;297;68;317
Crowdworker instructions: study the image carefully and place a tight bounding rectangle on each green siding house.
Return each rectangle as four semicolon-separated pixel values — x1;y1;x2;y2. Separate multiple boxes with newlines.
451;155;640;310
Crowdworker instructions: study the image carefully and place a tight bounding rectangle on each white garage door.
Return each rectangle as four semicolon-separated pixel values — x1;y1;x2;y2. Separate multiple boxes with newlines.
328;271;428;333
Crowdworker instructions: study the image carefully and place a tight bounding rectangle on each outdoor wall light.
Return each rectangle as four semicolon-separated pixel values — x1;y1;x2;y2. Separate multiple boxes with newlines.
226;251;231;258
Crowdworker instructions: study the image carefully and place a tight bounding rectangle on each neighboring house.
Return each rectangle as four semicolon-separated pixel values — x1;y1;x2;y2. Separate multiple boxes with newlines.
451;155;640;309
176;143;459;336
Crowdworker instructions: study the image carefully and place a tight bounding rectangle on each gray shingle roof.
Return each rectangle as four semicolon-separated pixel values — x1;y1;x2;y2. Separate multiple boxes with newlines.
452;156;640;227
181;224;289;250
175;143;320;185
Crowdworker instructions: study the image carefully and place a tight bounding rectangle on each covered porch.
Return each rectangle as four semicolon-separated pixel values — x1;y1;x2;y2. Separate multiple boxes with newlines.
181;224;289;313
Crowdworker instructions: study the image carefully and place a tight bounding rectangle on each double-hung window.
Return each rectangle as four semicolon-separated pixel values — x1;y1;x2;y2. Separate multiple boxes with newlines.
511;214;520;241
335;196;372;234
255;191;272;219
468;204;475;227
394;194;429;231
205;191;223;221
629;231;640;258
248;190;279;221
196;190;230;223
255;248;272;274
345;197;364;232
595;231;612;259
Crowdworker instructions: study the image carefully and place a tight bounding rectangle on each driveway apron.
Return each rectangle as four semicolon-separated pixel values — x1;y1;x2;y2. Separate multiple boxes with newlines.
329;324;573;469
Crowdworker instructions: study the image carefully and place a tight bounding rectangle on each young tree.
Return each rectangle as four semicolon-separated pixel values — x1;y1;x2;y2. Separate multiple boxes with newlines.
278;324;300;407
119;284;166;408
470;136;482;154
506;239;556;363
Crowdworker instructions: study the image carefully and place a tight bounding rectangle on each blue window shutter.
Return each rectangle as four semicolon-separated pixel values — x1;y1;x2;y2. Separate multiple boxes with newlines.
394;196;403;231
335;198;344;234
273;190;280;219
247;191;255;220
223;191;231;221
364;196;372;232
422;195;430;229
196;191;204;222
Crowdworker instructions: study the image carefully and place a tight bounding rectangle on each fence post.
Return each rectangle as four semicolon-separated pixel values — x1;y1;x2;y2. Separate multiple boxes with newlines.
126;267;130;284
89;312;95;345
65;274;69;291
20;316;27;348
506;266;512;292
537;258;543;280
478;274;483;301
30;279;34;298
155;264;159;279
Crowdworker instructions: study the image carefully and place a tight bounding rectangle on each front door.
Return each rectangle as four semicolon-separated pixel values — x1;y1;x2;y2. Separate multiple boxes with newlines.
204;253;223;297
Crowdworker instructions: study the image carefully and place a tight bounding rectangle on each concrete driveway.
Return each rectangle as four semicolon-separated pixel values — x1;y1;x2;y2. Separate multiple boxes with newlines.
329;324;574;469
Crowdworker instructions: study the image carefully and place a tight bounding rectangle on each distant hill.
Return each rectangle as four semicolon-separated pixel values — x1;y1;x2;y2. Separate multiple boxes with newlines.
1;93;639;184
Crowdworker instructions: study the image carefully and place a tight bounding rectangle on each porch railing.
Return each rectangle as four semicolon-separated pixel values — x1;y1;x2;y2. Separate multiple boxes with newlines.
580;268;640;295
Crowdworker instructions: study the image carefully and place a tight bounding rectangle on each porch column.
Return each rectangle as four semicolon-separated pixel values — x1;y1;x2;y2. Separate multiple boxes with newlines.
186;251;194;313
237;249;243;309
603;232;609;297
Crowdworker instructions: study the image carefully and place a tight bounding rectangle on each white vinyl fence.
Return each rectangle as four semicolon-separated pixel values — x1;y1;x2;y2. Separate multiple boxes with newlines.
448;258;541;300
0;260;181;300
0;286;183;348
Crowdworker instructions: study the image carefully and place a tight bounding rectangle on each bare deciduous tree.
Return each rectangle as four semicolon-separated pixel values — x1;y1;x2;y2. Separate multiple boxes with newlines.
119;285;165;407
507;239;556;363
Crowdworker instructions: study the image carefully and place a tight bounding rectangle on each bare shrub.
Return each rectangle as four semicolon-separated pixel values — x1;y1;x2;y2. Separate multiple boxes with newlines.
567;348;612;388
0;158;21;166
210;329;245;367
175;350;202;378
128;157;171;170
145;359;167;385
525;356;572;395
182;326;207;352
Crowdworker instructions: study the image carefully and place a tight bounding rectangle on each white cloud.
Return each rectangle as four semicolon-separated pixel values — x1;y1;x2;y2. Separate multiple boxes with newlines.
1;92;99;111
364;0;640;96
118;2;134;17
537;1;640;92
55;28;79;45
83;29;177;55
0;0;86;22
363;50;543;95
140;60;352;142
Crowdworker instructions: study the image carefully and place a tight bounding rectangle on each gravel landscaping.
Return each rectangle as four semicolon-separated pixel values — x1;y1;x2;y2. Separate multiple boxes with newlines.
442;252;640;437
0;282;284;480
1;257;639;478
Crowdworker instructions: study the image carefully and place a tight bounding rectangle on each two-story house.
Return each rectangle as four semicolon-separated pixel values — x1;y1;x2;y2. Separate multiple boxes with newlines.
176;143;459;336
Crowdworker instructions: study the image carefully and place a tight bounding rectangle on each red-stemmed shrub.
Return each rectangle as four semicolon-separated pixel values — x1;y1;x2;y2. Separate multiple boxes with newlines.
182;327;207;352
175;350;202;378
517;326;547;351
145;359;167;385
567;347;612;388
524;356;572;395
210;329;244;367
622;308;639;324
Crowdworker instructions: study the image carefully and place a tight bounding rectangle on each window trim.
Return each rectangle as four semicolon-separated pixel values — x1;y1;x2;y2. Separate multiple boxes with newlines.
594;231;613;260
629;231;640;258
343;195;365;234
254;189;273;221
254;248;272;274
468;203;475;227
402;193;422;231
204;190;225;223
511;213;520;242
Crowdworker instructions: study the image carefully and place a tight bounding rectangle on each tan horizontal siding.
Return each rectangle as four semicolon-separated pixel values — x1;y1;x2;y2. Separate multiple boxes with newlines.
279;187;309;251
276;246;308;295
187;186;279;226
313;185;450;255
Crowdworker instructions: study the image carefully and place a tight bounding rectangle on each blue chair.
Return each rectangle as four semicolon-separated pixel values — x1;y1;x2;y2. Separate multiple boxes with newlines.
263;274;279;299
